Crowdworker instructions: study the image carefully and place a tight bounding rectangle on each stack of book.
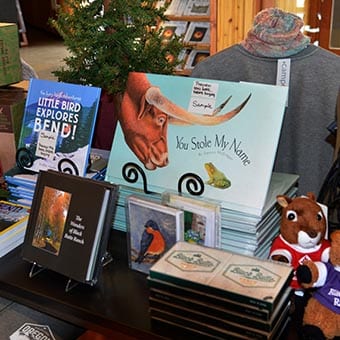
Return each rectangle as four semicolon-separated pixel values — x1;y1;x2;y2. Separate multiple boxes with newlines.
4;148;109;207
219;172;299;258
111;171;298;259
148;241;293;339
0;200;30;257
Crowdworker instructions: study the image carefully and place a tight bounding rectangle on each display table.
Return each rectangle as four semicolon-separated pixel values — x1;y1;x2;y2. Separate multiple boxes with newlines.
0;230;165;339
0;229;297;339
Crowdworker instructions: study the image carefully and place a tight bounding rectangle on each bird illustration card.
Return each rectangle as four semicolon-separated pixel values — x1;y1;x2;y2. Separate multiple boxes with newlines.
126;195;184;274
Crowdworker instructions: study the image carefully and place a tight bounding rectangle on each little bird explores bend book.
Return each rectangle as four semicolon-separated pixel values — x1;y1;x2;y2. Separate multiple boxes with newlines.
17;79;101;176
22;170;118;284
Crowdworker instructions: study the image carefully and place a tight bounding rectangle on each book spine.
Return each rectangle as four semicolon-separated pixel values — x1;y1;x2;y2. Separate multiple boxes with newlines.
88;185;118;283
148;278;270;320
149;295;274;332
149;307;270;340
149;270;273;312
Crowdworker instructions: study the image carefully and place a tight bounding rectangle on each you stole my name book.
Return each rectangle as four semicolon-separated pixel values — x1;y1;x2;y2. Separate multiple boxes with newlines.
105;72;288;216
17;79;101;176
149;241;293;312
22;170;118;284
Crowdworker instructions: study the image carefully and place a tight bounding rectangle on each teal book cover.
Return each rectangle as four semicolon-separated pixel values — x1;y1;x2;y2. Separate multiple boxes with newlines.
17;79;102;176
105;72;288;216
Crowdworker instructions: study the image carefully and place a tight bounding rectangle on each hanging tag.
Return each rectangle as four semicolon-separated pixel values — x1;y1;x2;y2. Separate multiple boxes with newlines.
276;58;291;107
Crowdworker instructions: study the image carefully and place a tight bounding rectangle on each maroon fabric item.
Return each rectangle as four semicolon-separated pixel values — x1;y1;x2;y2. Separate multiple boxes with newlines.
91;92;117;150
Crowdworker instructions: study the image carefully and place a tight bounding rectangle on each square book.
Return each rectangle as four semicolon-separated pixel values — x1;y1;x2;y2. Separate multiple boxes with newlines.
22;170;118;285
149;241;293;313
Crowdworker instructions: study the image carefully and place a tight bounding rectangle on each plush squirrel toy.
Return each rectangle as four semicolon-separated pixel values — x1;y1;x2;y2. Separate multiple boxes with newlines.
296;230;340;339
269;192;331;334
269;192;331;291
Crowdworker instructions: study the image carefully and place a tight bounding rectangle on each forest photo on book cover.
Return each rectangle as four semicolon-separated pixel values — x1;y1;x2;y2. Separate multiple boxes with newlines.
32;186;71;256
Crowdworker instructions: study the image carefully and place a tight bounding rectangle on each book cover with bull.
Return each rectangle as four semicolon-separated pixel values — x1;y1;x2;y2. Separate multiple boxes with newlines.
17;79;101;176
105;72;288;216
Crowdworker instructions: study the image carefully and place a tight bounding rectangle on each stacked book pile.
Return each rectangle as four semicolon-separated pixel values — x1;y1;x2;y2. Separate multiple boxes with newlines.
219;172;299;258
112;184;160;233
0;200;30;257
112;172;298;259
4;148;109;207
148;241;293;340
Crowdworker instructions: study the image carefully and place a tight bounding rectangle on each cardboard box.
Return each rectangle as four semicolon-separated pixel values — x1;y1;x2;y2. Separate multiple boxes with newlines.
0;23;22;87
0;88;26;172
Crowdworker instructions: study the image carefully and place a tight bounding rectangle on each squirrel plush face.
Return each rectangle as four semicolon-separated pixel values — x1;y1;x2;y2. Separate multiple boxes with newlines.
278;192;327;248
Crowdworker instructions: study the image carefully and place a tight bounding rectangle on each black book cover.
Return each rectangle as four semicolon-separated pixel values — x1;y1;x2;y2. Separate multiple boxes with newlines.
22;170;118;284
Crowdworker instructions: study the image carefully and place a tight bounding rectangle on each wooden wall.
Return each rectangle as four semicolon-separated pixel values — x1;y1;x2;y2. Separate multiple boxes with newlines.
216;0;258;51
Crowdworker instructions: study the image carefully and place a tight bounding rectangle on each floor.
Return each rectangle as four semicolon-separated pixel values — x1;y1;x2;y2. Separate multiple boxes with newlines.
0;295;85;339
19;25;68;81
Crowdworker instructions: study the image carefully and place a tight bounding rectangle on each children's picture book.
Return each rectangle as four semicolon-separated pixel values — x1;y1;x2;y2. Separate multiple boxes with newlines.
149;241;293;313
22;170;118;284
161;192;221;248
17;79;102;176
0;200;30;256
126;195;184;274
105;72;288;216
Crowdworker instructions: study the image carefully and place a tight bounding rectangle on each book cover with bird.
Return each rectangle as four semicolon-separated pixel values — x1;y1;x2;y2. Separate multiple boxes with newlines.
126;195;184;274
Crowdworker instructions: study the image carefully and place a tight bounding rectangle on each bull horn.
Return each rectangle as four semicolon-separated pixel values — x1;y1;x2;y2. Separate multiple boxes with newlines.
145;87;251;126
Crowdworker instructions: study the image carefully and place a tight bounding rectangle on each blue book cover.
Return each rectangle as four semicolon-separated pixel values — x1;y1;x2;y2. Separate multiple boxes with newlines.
17;79;101;176
105;72;288;216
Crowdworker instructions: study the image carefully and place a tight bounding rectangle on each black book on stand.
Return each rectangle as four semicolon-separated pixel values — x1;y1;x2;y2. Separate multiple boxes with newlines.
22;170;118;289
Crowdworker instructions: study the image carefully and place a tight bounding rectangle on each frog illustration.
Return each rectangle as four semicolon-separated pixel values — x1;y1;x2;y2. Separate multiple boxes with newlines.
204;162;231;189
